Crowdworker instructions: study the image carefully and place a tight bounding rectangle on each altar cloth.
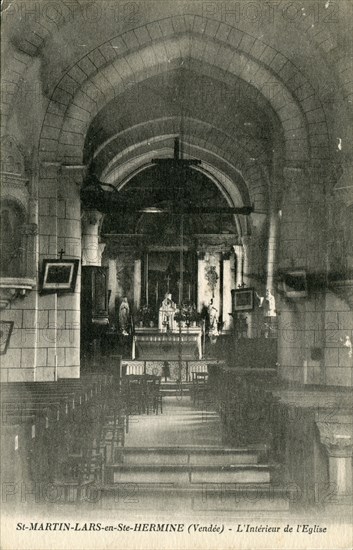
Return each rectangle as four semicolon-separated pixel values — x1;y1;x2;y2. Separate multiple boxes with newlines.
132;327;202;360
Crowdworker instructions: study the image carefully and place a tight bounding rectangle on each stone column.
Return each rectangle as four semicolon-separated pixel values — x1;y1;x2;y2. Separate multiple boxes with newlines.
197;251;206;311
209;252;221;316
56;166;82;379
82;209;104;267
35;162;60;382
279;166;325;271
241;236;251;288
233;244;244;288
222;252;233;331
20;223;38;278
197;249;222;320
133;258;142;311
278;166;326;382
107;259;117;318
316;420;353;498
266;210;279;295
242;236;253;337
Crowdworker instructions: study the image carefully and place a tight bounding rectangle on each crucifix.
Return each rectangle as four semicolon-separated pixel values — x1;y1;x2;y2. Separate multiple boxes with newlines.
150;137;254;381
152;137;201;175
83;136;254;215
58;248;65;260
151;138;254;215
152;137;201;383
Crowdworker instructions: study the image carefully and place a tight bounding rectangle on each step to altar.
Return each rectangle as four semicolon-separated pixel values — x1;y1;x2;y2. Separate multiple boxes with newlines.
109;464;272;484
115;445;268;466
102;445;285;512
98;482;290;513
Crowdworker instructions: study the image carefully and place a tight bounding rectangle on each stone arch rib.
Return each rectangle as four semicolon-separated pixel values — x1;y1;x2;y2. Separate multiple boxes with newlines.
38;18;329;166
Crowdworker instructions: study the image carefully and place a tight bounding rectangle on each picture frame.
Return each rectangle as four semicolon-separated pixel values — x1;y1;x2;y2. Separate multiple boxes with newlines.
231;287;254;312
0;321;14;355
283;270;308;298
41;259;79;293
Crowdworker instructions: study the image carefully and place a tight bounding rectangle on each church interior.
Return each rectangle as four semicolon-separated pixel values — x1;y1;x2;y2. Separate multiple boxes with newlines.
1;0;352;521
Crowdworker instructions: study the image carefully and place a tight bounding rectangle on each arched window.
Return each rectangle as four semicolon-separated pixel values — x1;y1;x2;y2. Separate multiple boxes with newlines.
0;200;25;277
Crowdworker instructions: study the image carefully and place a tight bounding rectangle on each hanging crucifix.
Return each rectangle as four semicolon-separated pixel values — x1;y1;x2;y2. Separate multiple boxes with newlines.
83;137;254;215
151;137;254;381
152;137;201;383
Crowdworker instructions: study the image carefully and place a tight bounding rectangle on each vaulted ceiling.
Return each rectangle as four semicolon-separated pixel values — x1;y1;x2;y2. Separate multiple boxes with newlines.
2;0;353;218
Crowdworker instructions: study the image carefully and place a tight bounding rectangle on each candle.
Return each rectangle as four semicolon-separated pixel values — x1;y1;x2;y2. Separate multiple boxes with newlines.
156;281;158;304
188;284;191;301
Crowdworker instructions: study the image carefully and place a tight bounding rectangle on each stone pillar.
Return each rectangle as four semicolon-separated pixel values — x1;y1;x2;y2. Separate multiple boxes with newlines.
279;166;326;272
233;244;243;288
20;223;38;279
278;166;326;383
35;163;60;382
242;236;253;337
107;259;117;319
56;166;82;379
266;210;279;295
241;236;251;287
197;250;221;315
316;420;353;498
210;252;221;316
134;258;142;311
197;251;206;311
222;252;233;331
82;209;104;267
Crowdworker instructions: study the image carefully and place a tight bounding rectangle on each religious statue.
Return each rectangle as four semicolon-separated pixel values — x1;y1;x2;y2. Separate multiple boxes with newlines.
158;292;176;332
207;298;219;342
119;297;130;335
265;289;276;317
341;335;353;358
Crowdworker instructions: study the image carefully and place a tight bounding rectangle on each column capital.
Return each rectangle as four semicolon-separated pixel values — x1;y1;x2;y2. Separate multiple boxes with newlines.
241;235;251;247
316;421;353;458
81;209;103;227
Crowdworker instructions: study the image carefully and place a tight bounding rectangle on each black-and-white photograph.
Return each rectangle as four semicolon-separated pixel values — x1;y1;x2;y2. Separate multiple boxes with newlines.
0;1;352;549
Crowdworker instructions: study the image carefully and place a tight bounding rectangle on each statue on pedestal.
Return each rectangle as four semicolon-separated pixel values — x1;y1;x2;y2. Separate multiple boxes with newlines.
265;289;276;317
207;298;219;342
158;293;176;332
119;297;130;335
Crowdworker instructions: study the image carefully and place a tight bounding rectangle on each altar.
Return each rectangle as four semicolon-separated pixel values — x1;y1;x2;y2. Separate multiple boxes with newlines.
132;327;202;360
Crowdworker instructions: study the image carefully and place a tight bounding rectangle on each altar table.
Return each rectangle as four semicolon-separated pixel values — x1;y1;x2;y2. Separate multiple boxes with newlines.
132;327;202;360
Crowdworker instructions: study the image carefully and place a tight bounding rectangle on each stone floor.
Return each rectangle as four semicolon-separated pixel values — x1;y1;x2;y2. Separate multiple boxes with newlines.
124;395;222;448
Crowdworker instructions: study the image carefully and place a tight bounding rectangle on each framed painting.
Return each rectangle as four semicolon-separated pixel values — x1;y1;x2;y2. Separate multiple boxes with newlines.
41;259;79;293
0;321;14;355
231;287;254;312
283;270;308;298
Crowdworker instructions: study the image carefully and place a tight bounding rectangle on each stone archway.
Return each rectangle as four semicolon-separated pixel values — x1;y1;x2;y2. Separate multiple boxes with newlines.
34;16;335;381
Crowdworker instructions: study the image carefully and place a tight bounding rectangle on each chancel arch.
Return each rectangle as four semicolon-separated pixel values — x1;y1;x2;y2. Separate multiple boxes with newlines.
2;1;353;521
38;25;327;163
91;162;243;340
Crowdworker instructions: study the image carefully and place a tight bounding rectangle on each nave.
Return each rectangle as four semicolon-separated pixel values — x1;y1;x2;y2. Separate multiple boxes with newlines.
2;364;352;521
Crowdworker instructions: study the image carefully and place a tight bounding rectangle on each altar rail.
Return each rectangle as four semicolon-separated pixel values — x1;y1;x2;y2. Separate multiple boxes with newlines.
121;360;224;381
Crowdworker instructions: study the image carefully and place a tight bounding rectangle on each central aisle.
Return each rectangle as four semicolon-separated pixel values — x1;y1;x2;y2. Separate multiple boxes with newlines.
124;395;222;448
